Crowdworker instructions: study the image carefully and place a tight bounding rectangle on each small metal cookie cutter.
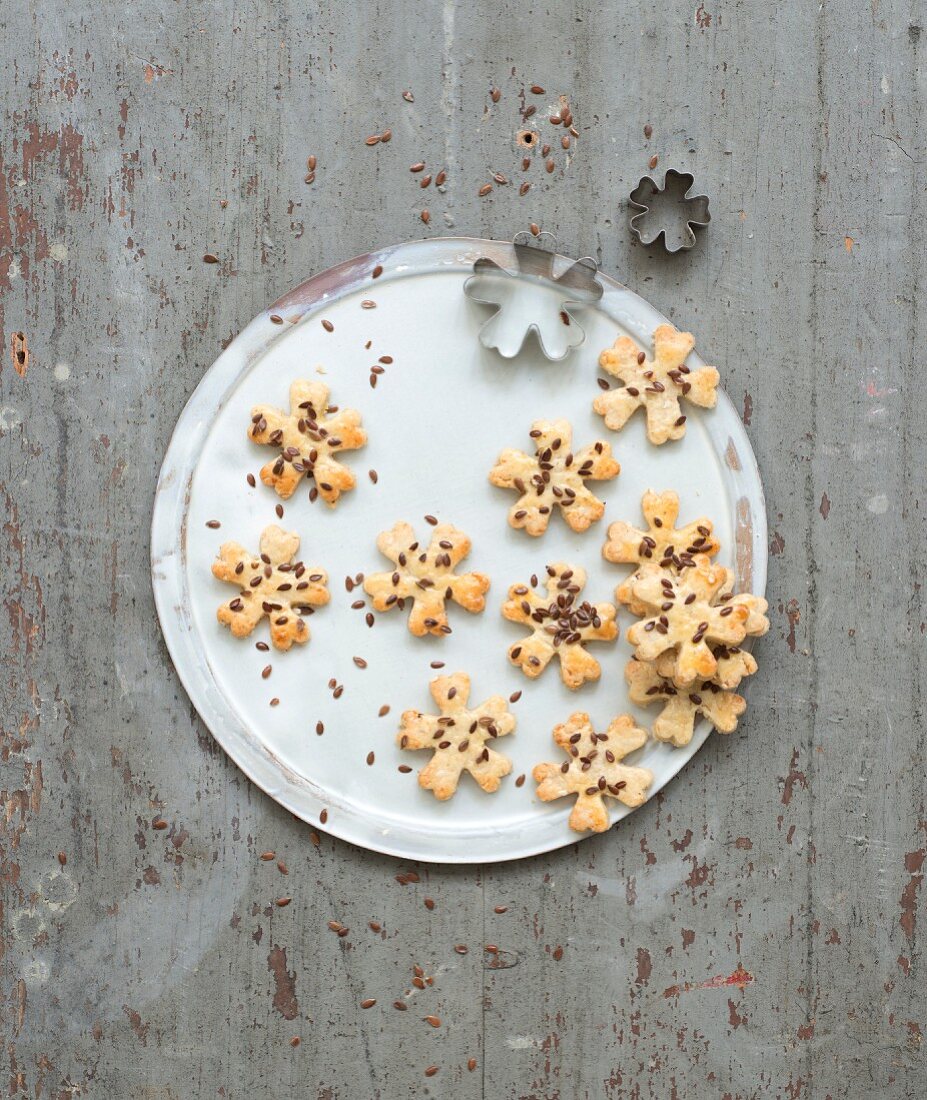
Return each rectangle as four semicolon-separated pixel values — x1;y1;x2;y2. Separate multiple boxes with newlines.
463;231;603;361
628;169;711;253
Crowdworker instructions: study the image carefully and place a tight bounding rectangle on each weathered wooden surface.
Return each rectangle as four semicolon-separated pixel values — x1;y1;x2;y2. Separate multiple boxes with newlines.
2;1;925;1096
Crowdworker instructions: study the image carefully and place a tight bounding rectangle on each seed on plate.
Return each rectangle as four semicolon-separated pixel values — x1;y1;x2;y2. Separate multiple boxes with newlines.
319;809;328;824
509;690;522;703
275;504;284;518
398;765;412;773
270;697;279;707
366;751;375;766
430;661;445;669
321;319;334;332
515;774;526;787
261;665;272;679
316;721;324;735
369;469;378;483
366;613;375;627
333;685;344;699
372;264;383;278
378;705;390;717
424;514;438;525
549;114;561;125
247;473;256;487
361;300;376;309
353;656;368;669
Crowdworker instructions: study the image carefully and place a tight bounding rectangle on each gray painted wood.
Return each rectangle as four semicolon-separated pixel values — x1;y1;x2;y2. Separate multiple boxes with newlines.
2;1;925;1096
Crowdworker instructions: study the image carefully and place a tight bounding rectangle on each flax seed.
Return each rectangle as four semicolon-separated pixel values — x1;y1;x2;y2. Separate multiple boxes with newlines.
644;123;653;138
424;1015;441;1027
435;169;446;186
478;183;493;197
519;182;530;195
203;253;219;264
321;319;334;332
490;87;501;102
380;128;392;142
365;135;381;146
276;897;291;907
360;998;376;1009
403;90;414;102
421;209;430;224
494;905;508;914
649;154;658;169
410;161;425;172
546;158;555;173
420;174;432;188
206;519;221;529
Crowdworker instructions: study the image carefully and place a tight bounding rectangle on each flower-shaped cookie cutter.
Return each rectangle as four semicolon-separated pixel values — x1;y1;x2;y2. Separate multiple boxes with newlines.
628;169;711;253
463;232;603;361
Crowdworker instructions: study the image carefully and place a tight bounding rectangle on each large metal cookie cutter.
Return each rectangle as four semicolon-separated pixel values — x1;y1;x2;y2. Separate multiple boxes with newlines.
629;169;711;253
463;231;603;361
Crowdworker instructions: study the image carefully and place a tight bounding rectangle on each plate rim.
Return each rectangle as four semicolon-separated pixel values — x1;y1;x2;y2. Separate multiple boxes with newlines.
151;235;768;864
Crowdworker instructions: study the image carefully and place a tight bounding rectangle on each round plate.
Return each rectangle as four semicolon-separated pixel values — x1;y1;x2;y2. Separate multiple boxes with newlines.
151;236;766;864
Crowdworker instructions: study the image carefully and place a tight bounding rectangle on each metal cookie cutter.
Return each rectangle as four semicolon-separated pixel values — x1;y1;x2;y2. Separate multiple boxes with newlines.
463;231;603;361
628;169;711;253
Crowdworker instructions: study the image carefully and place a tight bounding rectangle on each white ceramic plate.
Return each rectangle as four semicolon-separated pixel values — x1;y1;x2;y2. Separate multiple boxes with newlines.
151;237;766;864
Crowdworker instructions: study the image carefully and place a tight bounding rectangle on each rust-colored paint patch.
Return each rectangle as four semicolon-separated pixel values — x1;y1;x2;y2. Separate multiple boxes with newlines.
780;748;808;806
899;849;925;943
785;598;800;652
742;391;753;426
635;947;652;985
122;1006;149;1046
769;531;785;557
664;964;754;999
819;492;831;519
268;944;299;1020
695;4;712;29
11;331;28;375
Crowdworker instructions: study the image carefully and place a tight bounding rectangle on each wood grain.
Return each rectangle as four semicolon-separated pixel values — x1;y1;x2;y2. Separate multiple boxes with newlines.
2;1;925;1096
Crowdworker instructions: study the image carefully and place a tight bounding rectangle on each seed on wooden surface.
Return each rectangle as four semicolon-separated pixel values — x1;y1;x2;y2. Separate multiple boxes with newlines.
380;129;392;142
378;705;390;717
276;897;291;907
424;1015;441;1028
546;158;555;173
321;319;334;332
410;161;426;172
307;154;317;171
366;751;375;765
424;1066;439;1078
261;851;275;861
58;852;67;865
290;1037;300;1047
153;818;167;830
494;905;508;914
467;1058;477;1071
365;134;381;146
360;998;376;1009
530;223;540;235
369;920;382;932
490;87;501;102
203;253;219;264
530;84;545;94
561;135;570;149
649;154;659;169
261;665;272;680
403;90;414;102
435;169;446;186
478;183;493;196
420;174;432;188
421;209;430;224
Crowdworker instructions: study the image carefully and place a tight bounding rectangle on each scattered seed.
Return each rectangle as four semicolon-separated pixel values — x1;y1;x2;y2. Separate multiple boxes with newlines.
393;1000;407;1010
153;818;167;830
360;998;377;1009
203;253;219;264
361;299;376;309
290;1037;300;1047
321;319;334;332
519;182;530;196
509;690;522;703
319;809;328;824
424;897;435;910
420;174;432;188
276;897;291;907
378;705;390;717
307;154;317;171
403;90;414;102
561;135;570;149
304;172;315;184
369;469;379;484
515;774;526;787
424;1015;441;1028
366;751;375;766
333;685;344;699
424;1066;439;1078
493;172;509;185
435;169;446;186
552;945;564;960
58;852;67;865
366;613;375;627
546;158;555;173
649;154;659;169
270;697;280;707
206;519;221;529
424;514;438;525
644;123;653;138
365;134;381;146
549;114;562;125
398;765;412;773
468;1058;477;1071
380;128;392;142
524;105;536;118
310;831;321;846
541;143;551;157
328;920;343;932
454;944;468;955
430;661;445;669
494;905;508;914
410;162;426;172
530;223;540;236
275;504;284;519
261;665;272;680
490;87;501;103
247;473;256;487
353;656;368;669
421;209;430;224
372;263;383;278
261;851;275;861
485;944;498;954
478;183;493;197
369;921;382;932
316;720;324;735
270;313;283;325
